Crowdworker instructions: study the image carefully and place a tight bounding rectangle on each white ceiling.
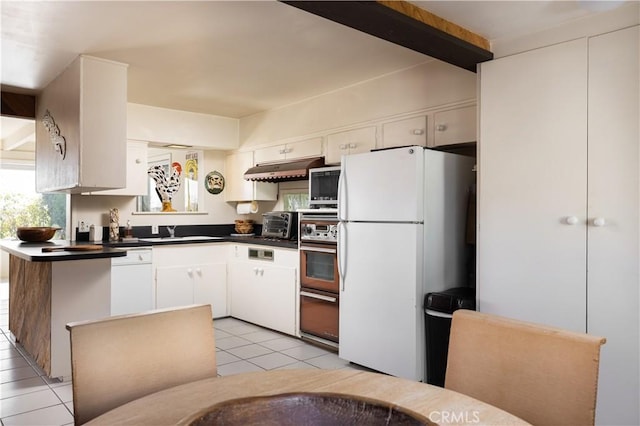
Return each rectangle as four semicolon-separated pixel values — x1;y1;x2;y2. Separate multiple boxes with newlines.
0;0;634;153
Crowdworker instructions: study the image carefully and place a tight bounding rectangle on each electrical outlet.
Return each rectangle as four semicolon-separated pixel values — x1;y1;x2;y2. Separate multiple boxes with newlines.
151;225;159;234
78;220;90;233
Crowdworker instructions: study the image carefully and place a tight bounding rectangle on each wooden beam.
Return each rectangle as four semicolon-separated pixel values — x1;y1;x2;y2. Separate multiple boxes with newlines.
281;1;493;72
1;91;36;119
377;1;490;51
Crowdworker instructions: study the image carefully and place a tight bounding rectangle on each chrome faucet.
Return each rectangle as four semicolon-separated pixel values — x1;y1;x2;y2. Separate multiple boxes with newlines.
166;226;176;238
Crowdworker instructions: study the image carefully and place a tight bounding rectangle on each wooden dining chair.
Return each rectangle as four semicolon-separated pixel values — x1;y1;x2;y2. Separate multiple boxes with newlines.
445;310;606;426
66;304;217;425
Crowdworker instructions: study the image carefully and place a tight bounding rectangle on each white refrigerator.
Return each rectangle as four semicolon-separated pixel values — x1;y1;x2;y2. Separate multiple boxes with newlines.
337;146;475;382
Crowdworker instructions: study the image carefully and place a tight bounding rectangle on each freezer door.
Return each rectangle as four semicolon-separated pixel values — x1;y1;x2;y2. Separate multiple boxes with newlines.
338;146;424;222
338;221;425;381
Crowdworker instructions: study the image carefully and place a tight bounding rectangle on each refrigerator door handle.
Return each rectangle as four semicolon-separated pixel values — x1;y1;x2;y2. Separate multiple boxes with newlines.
338;160;346;221
338;221;347;289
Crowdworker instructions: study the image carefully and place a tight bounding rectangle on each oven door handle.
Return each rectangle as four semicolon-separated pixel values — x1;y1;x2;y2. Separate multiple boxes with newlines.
299;245;337;254
300;291;338;303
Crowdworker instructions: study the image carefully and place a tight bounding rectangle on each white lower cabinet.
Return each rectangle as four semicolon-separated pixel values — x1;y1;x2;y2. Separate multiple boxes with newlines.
153;244;228;318
228;245;298;336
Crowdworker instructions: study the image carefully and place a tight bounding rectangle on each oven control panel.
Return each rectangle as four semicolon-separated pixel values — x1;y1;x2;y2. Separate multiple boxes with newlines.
300;221;338;243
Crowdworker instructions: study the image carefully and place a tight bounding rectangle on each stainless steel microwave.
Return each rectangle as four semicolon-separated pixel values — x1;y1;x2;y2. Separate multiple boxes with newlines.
308;166;340;208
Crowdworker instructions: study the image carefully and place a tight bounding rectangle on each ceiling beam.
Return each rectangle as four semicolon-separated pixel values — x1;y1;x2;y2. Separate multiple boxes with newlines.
281;1;493;72
1;91;36;119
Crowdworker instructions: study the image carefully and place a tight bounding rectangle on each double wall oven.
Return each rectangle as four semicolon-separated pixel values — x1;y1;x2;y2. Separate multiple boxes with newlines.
299;212;339;347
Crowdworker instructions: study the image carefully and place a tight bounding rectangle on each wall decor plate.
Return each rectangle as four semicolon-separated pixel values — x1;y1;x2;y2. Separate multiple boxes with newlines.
205;171;225;194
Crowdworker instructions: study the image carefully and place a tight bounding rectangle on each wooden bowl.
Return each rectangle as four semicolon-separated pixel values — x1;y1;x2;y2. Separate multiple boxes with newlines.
16;227;61;242
182;393;431;426
234;219;254;234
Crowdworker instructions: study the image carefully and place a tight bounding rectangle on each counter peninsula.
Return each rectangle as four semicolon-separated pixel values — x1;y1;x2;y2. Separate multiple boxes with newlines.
0;240;125;379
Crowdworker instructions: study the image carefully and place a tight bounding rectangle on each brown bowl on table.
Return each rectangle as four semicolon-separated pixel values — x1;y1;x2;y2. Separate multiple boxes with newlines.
16;227;61;242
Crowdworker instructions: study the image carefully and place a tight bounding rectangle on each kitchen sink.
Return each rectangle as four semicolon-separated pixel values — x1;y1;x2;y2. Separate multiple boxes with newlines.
139;236;225;242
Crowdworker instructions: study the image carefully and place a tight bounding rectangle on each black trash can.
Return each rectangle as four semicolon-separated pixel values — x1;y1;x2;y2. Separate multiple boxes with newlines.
424;287;475;387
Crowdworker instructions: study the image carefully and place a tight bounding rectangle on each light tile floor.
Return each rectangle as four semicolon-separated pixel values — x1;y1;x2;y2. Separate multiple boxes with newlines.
0;280;366;425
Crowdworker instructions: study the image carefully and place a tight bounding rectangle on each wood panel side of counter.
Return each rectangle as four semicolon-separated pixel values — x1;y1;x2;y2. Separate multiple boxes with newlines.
9;255;52;375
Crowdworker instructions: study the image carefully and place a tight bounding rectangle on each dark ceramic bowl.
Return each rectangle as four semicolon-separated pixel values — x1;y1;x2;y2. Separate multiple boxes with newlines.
16;227;61;242
181;392;431;426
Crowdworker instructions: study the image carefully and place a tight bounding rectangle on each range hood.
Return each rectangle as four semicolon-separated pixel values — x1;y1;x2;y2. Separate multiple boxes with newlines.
244;157;325;182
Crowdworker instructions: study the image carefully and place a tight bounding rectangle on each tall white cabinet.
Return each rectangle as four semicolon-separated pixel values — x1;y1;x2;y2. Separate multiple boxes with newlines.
478;26;638;425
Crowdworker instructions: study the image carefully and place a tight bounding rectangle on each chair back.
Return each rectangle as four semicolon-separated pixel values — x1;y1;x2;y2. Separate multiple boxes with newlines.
445;309;605;426
66;304;217;425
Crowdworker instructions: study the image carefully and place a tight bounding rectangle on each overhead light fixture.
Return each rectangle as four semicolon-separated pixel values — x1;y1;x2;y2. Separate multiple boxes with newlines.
163;144;192;149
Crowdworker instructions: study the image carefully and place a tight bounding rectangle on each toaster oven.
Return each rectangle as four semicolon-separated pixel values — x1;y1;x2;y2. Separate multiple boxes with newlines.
261;211;298;239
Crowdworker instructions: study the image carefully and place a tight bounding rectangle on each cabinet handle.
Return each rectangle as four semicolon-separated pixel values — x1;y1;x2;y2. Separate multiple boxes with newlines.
339;144;347;150
187;268;193;276
279;149;286;154
135;158;142;164
436;124;447;132
253;267;259;275
284;148;292;154
195;268;202;275
348;143;356;149
564;216;579;225
592;217;606;227
259;268;264;276
412;129;425;135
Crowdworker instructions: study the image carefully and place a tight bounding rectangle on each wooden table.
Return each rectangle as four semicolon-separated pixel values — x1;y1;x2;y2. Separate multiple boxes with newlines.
87;370;530;425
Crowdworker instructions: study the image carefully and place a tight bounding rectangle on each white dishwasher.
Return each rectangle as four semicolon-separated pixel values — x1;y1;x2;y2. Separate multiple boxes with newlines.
111;248;153;315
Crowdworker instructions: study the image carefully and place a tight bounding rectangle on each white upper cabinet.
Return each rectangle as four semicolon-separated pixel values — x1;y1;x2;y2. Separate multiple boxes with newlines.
253;137;322;164
224;151;277;202
87;141;148;196
433;105;476;147
326;126;376;164
36;55;128;193
381;116;427;148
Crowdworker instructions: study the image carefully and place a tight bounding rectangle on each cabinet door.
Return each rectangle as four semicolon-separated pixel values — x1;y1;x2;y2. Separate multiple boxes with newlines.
433;105;476;147
224;151;277;202
111;264;153;315
286;137;322;159
228;261;297;335
156;266;194;309
478;38;588;332
193;262;228;318
326;127;376;164
258;264;297;335
381;116;427;148
587;26;639;425
253;145;284;164
228;261;260;323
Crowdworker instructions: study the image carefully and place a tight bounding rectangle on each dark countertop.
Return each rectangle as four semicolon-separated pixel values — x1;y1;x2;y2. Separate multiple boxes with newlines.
1;235;298;262
0;239;127;262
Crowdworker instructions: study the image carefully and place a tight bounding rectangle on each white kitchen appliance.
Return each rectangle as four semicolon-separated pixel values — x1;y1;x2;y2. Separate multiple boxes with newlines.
337;146;475;382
